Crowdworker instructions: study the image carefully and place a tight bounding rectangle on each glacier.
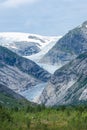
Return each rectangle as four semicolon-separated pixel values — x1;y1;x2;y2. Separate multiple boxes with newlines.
19;83;47;102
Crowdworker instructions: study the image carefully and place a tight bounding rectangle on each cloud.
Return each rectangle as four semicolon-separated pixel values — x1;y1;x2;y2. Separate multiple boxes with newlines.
0;0;39;8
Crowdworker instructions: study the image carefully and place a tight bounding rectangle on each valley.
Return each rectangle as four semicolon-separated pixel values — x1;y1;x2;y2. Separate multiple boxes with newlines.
1;21;87;106
0;0;87;129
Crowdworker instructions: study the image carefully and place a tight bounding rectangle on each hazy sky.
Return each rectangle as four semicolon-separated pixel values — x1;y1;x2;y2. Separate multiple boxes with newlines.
0;0;87;36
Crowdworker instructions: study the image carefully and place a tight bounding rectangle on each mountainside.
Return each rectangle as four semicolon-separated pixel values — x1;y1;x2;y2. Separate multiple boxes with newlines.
0;32;58;56
1;22;87;107
27;36;62;62
27;36;61;73
37;52;87;106
0;83;30;108
0;46;51;100
40;21;87;67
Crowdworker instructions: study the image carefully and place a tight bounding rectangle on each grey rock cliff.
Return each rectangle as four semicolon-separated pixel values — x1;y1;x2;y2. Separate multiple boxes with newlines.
0;46;51;93
38;52;87;106
40;21;87;67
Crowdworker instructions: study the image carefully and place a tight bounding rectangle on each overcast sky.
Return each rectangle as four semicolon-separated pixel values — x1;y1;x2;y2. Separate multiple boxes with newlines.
0;0;87;36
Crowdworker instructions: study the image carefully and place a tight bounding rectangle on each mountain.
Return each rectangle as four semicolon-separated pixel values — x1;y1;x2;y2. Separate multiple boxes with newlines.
27;36;62;62
27;36;62;73
0;83;30;108
0;32;58;56
0;32;60;74
37;52;87;106
40;21;87;68
0;46;51;100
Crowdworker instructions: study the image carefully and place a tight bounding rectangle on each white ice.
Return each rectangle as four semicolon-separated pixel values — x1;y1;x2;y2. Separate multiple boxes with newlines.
19;83;47;103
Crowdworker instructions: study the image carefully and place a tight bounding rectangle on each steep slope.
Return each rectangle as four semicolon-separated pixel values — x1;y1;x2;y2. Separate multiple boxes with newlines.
0;84;30;108
40;21;87;67
0;46;51;97
38;52;87;106
27;36;62;73
0;32;58;56
27;36;61;62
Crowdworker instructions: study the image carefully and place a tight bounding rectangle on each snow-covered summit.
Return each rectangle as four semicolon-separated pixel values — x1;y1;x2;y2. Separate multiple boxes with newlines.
0;32;59;56
0;32;59;49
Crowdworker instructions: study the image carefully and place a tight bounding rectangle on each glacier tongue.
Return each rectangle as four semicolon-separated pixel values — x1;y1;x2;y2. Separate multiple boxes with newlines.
25;36;62;74
26;36;62;62
19;83;47;103
36;63;62;74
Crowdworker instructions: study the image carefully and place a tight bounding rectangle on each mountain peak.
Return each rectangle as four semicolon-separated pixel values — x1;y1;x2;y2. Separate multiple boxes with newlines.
82;21;87;28
0;32;59;57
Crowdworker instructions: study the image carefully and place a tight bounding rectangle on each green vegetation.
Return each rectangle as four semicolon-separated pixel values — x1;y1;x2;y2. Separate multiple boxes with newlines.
0;92;32;109
0;105;87;130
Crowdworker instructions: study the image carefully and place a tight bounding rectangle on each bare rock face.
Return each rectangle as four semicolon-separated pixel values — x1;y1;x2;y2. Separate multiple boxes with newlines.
0;83;35;107
0;46;51;93
40;21;87;67
38;52;87;107
0;84;24;100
